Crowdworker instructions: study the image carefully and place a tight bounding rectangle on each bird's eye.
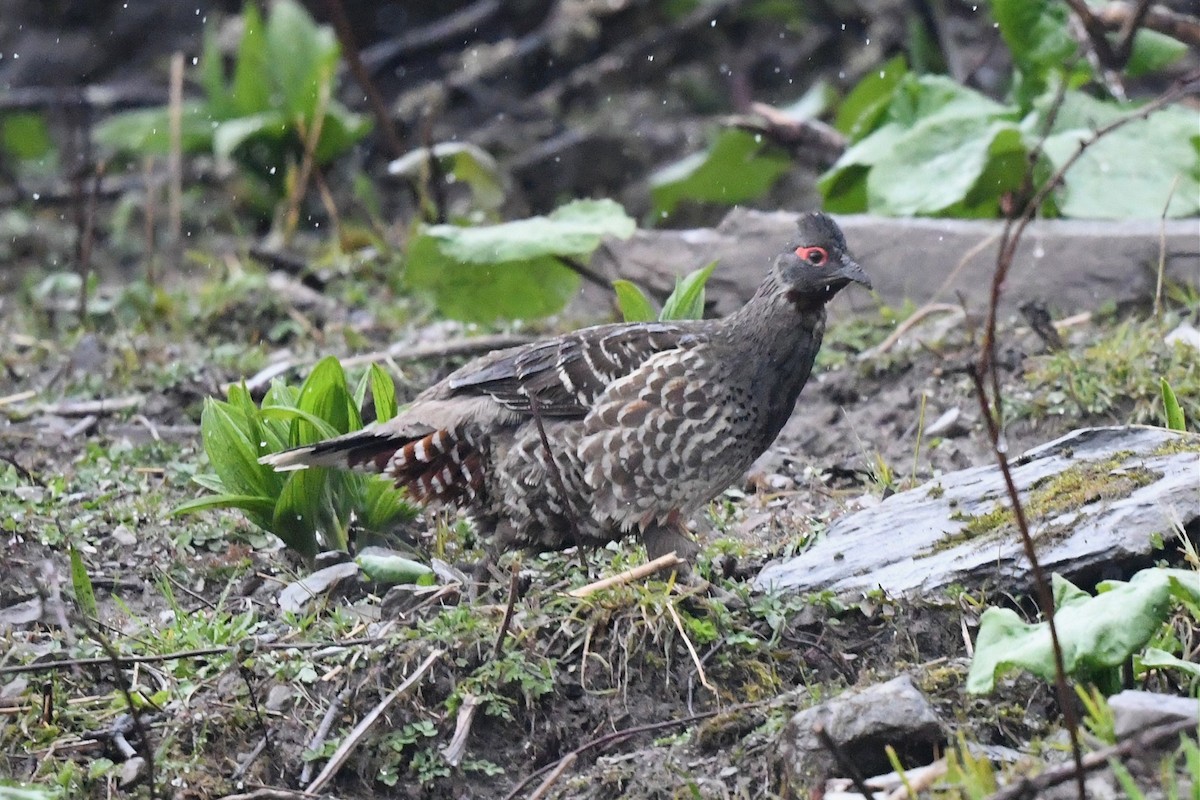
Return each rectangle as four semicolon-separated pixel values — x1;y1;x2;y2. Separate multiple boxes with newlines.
795;246;828;266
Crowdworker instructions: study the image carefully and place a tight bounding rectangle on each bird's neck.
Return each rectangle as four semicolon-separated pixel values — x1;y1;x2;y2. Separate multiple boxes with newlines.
722;275;827;443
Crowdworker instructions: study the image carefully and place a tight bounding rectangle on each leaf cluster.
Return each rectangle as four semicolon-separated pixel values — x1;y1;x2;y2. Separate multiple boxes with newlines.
95;0;369;192
175;357;415;560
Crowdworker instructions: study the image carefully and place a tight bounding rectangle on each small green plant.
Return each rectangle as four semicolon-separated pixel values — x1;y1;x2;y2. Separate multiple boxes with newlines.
967;568;1200;695
174;357;415;560
96;0;369;197
1161;378;1187;431
613;261;716;322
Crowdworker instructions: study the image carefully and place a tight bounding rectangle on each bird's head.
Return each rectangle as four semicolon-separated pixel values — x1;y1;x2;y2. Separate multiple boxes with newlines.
772;211;871;308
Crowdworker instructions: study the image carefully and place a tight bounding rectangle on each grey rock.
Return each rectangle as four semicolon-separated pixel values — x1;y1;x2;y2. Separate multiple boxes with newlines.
277;561;360;614
593;210;1200;317
1110;690;1199;740
756;426;1200;599
774;674;943;791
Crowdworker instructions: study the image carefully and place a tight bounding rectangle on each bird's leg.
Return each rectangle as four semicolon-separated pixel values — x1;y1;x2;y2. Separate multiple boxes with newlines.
641;511;699;573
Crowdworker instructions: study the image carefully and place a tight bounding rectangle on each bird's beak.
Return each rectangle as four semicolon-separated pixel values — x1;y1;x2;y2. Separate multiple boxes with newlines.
834;256;872;290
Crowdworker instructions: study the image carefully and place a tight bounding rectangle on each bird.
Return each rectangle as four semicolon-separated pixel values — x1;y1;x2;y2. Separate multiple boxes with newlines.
261;211;870;565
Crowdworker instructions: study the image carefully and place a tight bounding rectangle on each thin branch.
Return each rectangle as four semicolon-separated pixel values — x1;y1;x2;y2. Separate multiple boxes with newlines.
304;648;443;793
568;552;684;598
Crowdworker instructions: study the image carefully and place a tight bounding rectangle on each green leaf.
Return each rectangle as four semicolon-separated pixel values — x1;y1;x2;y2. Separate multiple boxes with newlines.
356;549;434;585
266;0;339;119
212;110;290;160
868;118;1024;216
199;20;232;117
200;398;278;499
173;493;277;524
990;0;1088;106
660;261;716;320
1139;647;1200;678
613;280;658;323
834;54;907;138
360;476;414;531
649;128;790;220
406;199;634;322
1162;378;1186;431
368;364;399;423
967;568;1198;693
1125;29;1188;77
69;545;98;621
273;467;333;558
1042;100;1199;218
93;104;216;156
388;142;506;213
295;356;360;442
1;112;53;160
230;2;271;116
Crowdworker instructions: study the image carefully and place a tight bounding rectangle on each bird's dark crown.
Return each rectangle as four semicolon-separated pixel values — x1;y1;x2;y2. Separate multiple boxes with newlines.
771;211;871;306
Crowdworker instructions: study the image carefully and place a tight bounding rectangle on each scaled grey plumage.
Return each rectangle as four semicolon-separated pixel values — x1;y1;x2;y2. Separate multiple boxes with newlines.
261;211;871;561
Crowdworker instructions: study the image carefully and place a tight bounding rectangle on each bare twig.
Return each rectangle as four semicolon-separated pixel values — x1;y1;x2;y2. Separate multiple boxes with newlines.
527;753;578;800
1096;2;1200;46
492;561;521;658
304;648;443;793
666;598;716;696
168;51;184;272
298;684;352;785
441;693;480;767
568;552;684;598
968;68;1200;800
322;0;406;159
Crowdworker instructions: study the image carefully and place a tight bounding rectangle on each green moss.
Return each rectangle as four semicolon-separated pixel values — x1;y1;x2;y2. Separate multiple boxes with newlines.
928;452;1161;554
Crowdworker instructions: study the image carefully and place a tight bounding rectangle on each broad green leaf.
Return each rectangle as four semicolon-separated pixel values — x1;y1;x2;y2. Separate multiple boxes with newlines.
835;54;907;138
1162;378;1186;431
1140;647;1200;678
313;103;371;164
868;118;1023;216
94;104;215;156
69;545;98;621
190;473;228;494
967;568;1199;694
406;200;634;322
1125;29;1188;77
660;261;716;320
260;406;343;439
213;110;290;160
990;0;1088;106
422;198;635;263
613;280;658;323
1040;99;1199;218
230;2;271;116
649;128;790;220
266;0;339;119
199;21;232;117
294;356;360;443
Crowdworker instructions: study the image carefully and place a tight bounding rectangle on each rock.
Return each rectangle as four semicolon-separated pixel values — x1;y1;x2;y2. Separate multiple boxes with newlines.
756;427;1200;599
593;210;1200;317
1109;690;1199;740
773;675;943;794
277;561;360;614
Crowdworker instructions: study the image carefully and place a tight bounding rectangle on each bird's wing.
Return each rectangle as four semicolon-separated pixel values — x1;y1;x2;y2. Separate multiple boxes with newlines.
578;346;750;530
445;321;703;416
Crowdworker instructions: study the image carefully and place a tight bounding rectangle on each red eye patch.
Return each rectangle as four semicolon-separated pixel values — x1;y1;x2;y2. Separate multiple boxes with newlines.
795;246;828;265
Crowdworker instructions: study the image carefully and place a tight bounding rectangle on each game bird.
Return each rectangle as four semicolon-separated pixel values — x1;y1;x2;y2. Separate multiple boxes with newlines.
261;212;870;564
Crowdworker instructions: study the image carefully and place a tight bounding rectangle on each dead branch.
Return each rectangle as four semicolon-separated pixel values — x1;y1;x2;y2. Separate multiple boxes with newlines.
1097;2;1200;46
568;552;685;598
